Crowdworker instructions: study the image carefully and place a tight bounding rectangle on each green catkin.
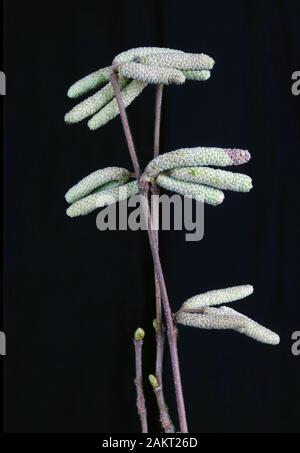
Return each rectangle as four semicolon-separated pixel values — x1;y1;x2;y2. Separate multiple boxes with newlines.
183;70;211;81
65;47;280;357
176;307;280;345
67;66;112;99
65;78;129;124
113;47;184;64
156;174;224;206
119;62;185;85
66;181;139;218
145;147;250;178
65;167;131;204
182;285;254;310
88;80;147;130
142;52;215;71
169;167;253;192
145;148;250;178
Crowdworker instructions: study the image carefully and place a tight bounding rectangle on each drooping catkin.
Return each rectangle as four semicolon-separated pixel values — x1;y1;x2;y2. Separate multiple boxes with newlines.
156;173;224;206
183;70;211;81
142;53;215;71
113;47;184;64
65;78;129;124
67;66;112;99
66;181;139;218
145;148;251;178
176;307;247;330
119;62;185;85
181;285;254;310
65;167;131;204
170;167;253;192
176;306;280;345
88;80;147;130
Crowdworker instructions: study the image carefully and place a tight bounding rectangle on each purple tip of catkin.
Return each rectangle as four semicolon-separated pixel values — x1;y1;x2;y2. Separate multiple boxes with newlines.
226;149;251;165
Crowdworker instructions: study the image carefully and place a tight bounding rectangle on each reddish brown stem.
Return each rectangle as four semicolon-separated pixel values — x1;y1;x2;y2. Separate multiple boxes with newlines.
110;71;188;433
134;339;148;433
153;84;164;382
152;85;174;433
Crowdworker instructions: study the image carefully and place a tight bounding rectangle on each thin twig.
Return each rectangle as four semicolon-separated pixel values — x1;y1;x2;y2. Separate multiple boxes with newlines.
153;85;164;383
152;84;175;433
149;374;175;433
110;71;188;433
134;332;148;433
154;84;164;159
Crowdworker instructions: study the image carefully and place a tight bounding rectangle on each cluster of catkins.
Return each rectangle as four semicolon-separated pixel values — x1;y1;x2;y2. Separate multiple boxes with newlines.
65;47;279;345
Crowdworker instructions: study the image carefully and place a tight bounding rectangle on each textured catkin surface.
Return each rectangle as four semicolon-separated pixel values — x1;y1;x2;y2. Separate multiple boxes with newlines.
177;307;246;330
88;80;147;130
169;167;253;192
67;66;112;98
113;47;184;64
66;180;139;217
65;77;129;124
145;148;250;178
177;306;280;345
119;62;185;85
142;52;215;71
182;285;254;310
156;174;224;205
183;70;211;81
65;167;131;204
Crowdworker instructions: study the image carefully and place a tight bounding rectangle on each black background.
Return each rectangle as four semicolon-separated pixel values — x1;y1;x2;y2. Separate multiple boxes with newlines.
3;0;300;433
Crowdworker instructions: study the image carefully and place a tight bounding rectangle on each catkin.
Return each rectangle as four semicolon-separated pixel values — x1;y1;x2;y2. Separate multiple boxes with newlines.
181;285;254;310
113;47;184;64
65;78;129;124
169;167;253;192
145;148;251;178
176;306;280;345
119;62;185;85
156;173;224;206
142;53;215;71
88;80;147;130
66;181;139;217
65;167;131;204
67;66;111;99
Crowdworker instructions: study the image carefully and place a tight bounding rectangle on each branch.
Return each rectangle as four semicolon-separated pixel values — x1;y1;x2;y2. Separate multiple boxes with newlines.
110;71;188;433
149;374;175;433
134;328;148;433
152;84;175;433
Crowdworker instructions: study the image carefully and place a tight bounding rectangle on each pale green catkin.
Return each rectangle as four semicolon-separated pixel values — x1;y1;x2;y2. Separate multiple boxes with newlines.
169;167;253;192
145;148;250;178
142;52;215;71
182;285;254;310
176;306;280;345
156;174;224;206
65;167;131;204
66;181;139;218
65;77;129;124
119;62;186;85
177;307;247;330
183;70;211;81
113;47;184;64
92;180;126;193
88;80;147;130
67;66;111;99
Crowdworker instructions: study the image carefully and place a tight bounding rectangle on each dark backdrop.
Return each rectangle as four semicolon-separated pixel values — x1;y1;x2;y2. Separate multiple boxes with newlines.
3;0;300;433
